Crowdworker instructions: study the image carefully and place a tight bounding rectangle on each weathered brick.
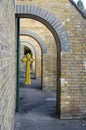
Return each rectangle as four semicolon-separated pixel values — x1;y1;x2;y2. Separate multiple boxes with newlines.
16;0;86;119
0;0;16;130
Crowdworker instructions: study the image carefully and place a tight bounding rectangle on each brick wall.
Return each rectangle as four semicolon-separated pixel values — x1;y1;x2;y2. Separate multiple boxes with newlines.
16;0;86;119
0;0;16;129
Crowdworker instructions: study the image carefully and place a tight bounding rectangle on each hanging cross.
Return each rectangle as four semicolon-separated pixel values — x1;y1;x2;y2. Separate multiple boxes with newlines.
21;53;34;85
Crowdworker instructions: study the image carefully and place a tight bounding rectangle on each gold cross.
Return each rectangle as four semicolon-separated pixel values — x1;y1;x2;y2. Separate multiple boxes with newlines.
21;53;34;85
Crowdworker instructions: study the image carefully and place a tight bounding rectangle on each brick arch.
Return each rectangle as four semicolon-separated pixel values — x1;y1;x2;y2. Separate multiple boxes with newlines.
20;39;41;79
20;30;47;53
16;4;70;117
16;5;69;51
20;39;39;55
21;41;36;57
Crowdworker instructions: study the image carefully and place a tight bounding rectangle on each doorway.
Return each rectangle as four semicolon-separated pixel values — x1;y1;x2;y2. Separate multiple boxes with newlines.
15;5;64;117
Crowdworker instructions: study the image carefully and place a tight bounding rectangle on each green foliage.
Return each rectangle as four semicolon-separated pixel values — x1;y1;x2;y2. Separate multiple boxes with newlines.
24;46;32;56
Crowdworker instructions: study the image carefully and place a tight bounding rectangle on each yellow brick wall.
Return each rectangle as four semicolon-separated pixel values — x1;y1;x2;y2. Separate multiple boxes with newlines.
16;0;86;119
0;0;16;129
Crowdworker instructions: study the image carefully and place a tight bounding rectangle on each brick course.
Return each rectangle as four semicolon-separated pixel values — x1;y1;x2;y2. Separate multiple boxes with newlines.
0;0;16;129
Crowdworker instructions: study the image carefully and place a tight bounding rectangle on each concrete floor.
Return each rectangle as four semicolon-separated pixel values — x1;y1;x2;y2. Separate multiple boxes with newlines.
14;72;86;130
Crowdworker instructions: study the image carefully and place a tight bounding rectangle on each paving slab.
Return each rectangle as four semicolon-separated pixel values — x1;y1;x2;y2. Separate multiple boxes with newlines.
14;72;86;130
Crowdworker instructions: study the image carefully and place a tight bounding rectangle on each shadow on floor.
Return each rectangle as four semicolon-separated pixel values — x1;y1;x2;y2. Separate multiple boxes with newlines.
14;71;86;130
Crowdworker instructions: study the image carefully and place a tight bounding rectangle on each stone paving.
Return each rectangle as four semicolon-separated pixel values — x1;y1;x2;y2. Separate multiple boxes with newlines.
14;72;86;130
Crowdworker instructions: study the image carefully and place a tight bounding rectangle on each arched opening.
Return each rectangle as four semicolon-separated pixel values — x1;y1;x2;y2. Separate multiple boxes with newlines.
16;5;69;118
20;31;47;89
20;30;47;53
20;39;41;81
